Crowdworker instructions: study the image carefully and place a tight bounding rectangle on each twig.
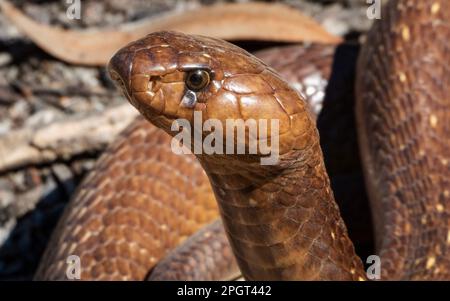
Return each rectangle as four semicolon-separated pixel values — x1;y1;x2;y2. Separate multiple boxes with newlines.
0;103;138;173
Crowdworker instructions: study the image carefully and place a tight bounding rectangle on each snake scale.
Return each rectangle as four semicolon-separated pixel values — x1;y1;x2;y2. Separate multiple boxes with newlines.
35;0;449;280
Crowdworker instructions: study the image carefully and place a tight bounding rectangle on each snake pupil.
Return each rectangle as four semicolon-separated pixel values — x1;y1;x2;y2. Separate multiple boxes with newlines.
186;70;210;91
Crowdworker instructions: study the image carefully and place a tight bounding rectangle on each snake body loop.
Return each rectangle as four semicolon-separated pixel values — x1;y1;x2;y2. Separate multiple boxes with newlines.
356;0;450;279
35;0;449;280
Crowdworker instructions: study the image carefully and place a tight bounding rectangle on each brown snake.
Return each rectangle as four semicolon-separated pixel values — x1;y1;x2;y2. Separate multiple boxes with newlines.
34;0;449;280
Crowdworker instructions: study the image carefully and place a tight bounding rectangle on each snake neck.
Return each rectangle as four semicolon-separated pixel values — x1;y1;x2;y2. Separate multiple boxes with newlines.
197;137;366;280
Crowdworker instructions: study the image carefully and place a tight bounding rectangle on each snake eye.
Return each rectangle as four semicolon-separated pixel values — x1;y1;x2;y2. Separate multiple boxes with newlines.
186;70;210;91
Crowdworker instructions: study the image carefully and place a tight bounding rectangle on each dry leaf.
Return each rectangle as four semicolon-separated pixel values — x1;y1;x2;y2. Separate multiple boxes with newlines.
0;1;342;66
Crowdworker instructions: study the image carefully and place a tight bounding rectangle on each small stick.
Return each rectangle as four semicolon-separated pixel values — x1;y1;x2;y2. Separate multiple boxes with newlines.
0;103;138;173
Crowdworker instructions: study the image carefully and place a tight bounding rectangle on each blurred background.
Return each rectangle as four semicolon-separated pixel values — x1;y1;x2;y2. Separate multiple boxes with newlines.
0;0;374;280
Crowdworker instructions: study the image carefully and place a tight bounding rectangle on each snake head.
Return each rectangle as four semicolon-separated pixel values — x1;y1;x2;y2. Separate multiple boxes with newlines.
108;31;315;164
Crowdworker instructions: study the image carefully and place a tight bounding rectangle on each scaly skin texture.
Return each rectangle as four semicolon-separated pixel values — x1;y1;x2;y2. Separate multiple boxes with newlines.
255;44;334;117
108;31;365;280
148;219;240;280
356;0;450;279
35;117;218;280
35;43;335;280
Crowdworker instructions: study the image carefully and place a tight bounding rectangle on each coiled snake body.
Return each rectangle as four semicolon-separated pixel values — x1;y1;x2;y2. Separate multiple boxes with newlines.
35;0;449;280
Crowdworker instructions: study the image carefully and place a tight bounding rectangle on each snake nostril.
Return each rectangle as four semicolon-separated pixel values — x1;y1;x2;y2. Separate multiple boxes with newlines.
148;79;153;91
148;76;161;92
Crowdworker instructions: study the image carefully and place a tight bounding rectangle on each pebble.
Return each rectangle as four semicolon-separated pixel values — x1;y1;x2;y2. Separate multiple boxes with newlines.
0;52;12;67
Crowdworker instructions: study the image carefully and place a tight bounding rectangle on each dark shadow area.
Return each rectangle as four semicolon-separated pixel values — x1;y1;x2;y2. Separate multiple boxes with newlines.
0;39;54;65
316;42;375;265
0;184;67;280
0;159;87;280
